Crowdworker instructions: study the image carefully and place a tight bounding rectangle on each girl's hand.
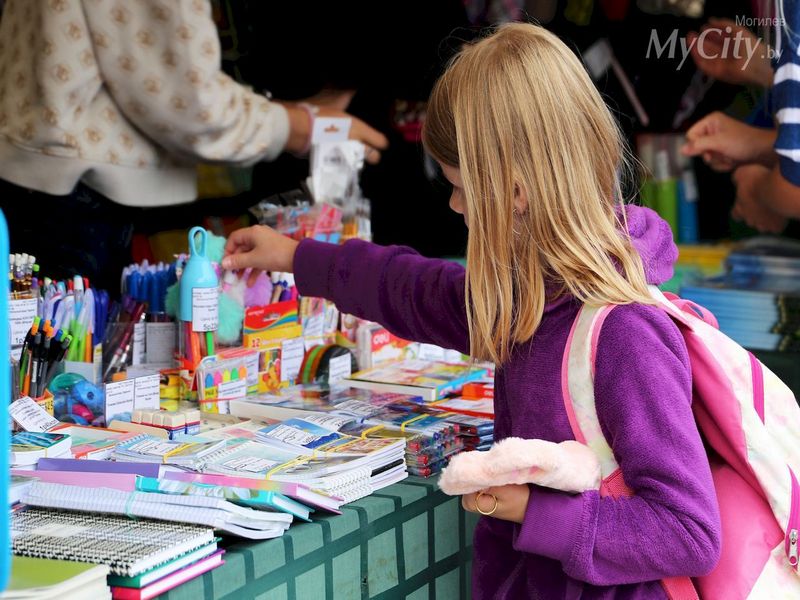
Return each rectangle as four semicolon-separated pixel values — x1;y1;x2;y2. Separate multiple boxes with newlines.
682;112;777;171
461;484;530;524
222;225;299;280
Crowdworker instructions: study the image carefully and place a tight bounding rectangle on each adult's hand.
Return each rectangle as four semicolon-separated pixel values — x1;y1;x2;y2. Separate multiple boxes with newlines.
285;104;388;164
732;165;788;233
688;18;773;87
682;112;777;171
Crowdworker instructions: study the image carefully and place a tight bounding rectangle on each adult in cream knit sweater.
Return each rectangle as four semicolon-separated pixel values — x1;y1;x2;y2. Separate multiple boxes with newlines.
0;0;387;288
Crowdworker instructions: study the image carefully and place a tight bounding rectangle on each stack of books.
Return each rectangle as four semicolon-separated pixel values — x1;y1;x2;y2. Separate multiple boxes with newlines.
680;238;800;352
11;508;222;599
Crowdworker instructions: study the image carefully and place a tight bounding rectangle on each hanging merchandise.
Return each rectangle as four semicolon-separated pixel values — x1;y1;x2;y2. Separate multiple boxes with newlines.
524;0;558;24
583;38;650;126
179;227;219;369
637;0;704;18
598;0;631;20
565;0;595;26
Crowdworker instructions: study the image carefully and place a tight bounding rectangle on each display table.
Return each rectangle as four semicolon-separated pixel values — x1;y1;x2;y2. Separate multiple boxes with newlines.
158;477;479;600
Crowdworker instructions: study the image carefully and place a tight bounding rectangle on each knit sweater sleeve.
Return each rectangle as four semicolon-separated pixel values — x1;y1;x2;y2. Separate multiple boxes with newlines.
512;304;721;585
293;238;470;355
83;0;289;165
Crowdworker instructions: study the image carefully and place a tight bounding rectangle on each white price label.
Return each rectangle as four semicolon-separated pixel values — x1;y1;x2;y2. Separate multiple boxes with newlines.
9;396;60;432
266;424;319;447
132;322;146;366
222;456;277;473
192;288;219;332
280;338;304;382
145;322;176;364
128;439;179;457
104;379;136;422
328;354;351;383
302;414;350;431
217;379;247;400
134;374;161;410
9;299;37;346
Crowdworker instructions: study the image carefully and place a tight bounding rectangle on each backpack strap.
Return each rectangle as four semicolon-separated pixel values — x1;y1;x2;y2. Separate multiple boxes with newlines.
562;303;620;479
564;302;700;600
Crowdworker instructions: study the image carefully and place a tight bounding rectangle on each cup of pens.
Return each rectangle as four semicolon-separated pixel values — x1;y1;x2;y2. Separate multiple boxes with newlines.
178;227;219;369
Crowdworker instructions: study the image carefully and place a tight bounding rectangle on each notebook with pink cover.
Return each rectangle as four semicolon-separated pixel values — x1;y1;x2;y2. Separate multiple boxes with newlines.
111;550;224;600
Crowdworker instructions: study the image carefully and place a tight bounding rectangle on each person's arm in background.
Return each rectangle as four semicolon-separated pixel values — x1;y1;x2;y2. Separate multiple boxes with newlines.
222;225;470;354
728;0;800;231
687;18;774;87
83;0;386;165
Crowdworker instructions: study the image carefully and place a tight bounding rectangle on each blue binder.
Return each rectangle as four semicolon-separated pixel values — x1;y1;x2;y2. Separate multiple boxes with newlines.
0;210;10;591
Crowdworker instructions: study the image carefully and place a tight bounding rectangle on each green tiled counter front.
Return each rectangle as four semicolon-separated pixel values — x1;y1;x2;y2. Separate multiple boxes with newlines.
158;477;480;600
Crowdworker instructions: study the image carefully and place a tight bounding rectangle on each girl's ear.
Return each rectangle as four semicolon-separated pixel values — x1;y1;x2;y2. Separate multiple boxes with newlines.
513;183;528;215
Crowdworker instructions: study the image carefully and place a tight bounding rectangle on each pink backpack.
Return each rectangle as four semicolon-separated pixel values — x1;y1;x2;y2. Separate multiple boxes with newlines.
564;286;800;599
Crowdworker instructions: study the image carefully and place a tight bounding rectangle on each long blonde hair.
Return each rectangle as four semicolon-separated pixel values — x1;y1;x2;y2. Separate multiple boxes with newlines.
423;23;652;365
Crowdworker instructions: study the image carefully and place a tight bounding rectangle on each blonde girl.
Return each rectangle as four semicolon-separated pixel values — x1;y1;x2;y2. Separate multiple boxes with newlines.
223;23;720;599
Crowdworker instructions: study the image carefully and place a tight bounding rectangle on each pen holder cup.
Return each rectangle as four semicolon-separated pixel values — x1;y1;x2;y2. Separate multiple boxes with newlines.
34;390;55;416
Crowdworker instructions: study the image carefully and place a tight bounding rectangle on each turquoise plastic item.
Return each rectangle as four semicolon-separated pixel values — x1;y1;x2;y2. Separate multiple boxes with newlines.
179;227;218;322
0;210;10;591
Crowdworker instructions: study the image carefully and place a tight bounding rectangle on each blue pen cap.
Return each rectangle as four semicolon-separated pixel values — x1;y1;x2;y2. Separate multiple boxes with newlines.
179;226;218;322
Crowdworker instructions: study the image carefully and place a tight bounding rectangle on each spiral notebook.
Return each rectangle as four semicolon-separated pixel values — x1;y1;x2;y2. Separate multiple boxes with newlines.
21;481;293;540
11;507;214;576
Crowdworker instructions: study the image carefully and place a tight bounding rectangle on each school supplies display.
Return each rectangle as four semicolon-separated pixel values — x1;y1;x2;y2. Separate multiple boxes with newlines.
201;440;379;502
346;360;489;402
10;432;71;466
461;379;494;400
16;319;72;399
161;471;343;513
112;435;227;468
431;397;494;419
178;227;219;369
109;550;224;600
134;476;312;521
11;508;215;576
3;556;111;600
22;481;293;539
106;544;219;589
48;424;136;460
680;239;800;351
9;475;36;506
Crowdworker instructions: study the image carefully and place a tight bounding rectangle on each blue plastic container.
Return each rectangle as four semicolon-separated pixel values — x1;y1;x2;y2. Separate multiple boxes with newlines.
179;227;218;323
0;210;11;591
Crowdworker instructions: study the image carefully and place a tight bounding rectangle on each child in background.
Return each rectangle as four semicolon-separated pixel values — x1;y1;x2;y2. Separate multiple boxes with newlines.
223;24;720;599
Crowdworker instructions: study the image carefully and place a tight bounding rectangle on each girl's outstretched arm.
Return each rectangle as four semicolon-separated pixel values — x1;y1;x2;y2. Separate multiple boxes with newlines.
222;226;469;354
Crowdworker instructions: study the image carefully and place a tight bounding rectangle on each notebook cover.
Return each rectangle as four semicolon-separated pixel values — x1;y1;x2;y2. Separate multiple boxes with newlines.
110;551;224;600
36;458;162;477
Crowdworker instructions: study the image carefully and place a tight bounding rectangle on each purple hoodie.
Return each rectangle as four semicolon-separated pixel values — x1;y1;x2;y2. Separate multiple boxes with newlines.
294;205;721;599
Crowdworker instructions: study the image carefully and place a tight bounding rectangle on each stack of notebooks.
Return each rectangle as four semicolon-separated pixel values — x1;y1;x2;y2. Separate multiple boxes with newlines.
20;479;293;539
11;508;223;600
3;556;110;600
680;238;800;351
345;359;490;401
232;382;489;477
28;457;339;514
10;432;71;468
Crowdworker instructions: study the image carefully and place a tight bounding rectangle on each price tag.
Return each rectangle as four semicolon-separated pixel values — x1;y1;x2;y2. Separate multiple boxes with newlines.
134;374;161;410
192;288;219;332
328;354;351;383
9;396;59;432
10;299;37;346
